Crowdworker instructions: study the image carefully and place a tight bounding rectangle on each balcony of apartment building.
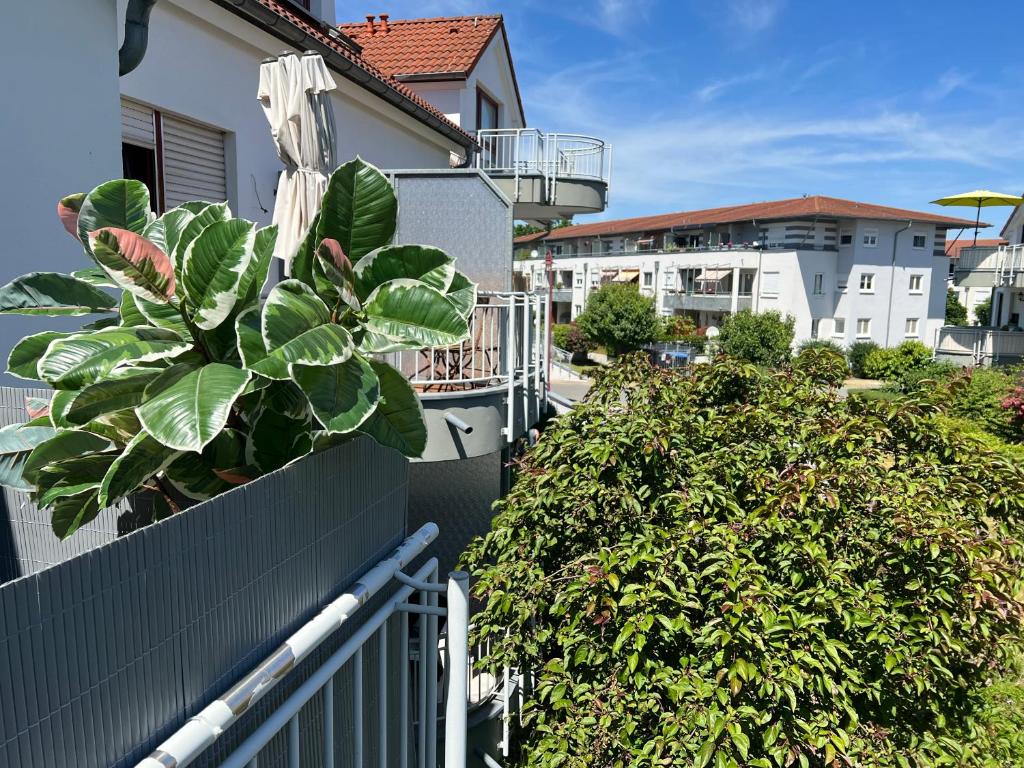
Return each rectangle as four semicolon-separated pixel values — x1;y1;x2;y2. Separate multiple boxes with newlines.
938;243;1024;365
476;128;611;222
662;266;756;313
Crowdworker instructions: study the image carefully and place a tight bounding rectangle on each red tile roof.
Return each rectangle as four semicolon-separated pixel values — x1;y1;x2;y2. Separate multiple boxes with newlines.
337;14;525;124
247;1;475;146
944;239;1008;260
514;195;986;243
338;15;503;78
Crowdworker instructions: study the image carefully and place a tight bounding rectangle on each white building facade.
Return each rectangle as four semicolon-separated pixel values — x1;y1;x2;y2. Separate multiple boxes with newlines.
516;197;973;349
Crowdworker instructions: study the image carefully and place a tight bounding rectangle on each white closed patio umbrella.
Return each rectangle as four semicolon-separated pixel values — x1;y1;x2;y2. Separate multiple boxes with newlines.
258;51;338;272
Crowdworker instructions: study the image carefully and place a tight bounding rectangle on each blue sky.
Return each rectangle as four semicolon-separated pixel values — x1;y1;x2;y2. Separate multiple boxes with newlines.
337;0;1024;234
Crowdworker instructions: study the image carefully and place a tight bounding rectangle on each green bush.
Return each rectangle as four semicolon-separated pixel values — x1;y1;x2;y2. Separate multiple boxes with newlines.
466;354;1024;767
716;309;795;367
892;360;958;393
553;323;594;357
796;338;845;355
791;344;847;387
657;315;696;342
862;340;932;380
575;283;658;357
946;287;968;326
942;367;1020;441
976;296;993;326
847;340;879;378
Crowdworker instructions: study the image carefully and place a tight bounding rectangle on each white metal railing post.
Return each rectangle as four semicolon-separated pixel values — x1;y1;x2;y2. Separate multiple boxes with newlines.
522;290;530;426
426;565;440;768
444;573;470;768
505;294;515;443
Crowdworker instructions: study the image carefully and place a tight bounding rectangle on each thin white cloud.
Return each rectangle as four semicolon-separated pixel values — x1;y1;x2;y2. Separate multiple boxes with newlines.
926;68;971;102
724;0;785;34
695;67;777;102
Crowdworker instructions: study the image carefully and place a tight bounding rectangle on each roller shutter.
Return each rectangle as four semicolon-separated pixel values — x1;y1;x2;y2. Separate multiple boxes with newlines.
121;98;156;148
161;114;227;209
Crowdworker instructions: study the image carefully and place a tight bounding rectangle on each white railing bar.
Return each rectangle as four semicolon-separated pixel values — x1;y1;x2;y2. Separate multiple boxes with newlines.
379;624;388;768
521;291;530;425
399;610;410;768
417;571;429;768
426;583;439;768
505;295;515;442
217;557;439;768
444;572;470;768
395;570;448;593
323;676;335;768
136;525;439;768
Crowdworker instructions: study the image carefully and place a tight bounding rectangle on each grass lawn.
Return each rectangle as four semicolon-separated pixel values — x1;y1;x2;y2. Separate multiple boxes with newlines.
847;387;902;401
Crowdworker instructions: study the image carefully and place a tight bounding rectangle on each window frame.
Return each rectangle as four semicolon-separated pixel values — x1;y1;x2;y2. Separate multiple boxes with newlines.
862;229;879;248
908;273;923;294
833;317;846;336
811;318;820;339
911;233;927;249
813;272;824;295
905;317;919;337
476;87;500;131
856;318;872;338
642;271;654;288
839;231;853;246
760;271;781;297
859;273;875;293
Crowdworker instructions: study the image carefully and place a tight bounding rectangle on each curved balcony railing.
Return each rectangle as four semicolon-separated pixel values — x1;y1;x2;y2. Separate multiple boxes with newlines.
476;128;611;185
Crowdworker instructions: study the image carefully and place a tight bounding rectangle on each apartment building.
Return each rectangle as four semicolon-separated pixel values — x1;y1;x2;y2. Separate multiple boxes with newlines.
515;196;976;348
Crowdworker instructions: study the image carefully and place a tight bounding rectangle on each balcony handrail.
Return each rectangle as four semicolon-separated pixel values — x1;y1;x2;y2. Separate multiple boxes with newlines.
476;128;611;195
516;243;836;259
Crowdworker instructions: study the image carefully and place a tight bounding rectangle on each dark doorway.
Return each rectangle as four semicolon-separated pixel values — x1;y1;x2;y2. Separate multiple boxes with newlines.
122;142;158;209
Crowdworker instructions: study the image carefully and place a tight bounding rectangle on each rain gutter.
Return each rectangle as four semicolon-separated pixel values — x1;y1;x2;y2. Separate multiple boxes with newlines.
119;0;158;76
208;0;478;154
885;220;913;347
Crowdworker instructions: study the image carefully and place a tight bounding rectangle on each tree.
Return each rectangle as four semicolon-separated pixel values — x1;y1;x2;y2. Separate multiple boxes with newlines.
976;295;993;326
716;309;795;366
575;283;658;356
945;287;968;326
465;354;1024;767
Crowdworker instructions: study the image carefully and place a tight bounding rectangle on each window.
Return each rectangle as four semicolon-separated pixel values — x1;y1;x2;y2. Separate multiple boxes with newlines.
909;274;923;293
840;231;853;246
760;271;780;297
859;273;875;293
476;87;499;131
905;317;919;337
837;280;848;293
575;273;584;288
811;319;820;339
591;271;600;285
856;318;871;338
863;229;879;247
833;317;846;336
912;234;927;249
643;271;653;287
574;305;581;316
813;273;824;295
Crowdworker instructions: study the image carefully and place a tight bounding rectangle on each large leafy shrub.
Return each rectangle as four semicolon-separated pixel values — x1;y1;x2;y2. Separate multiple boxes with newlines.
847;340;879;378
791;344;847;387
553;323;595;358
0;158;476;538
465;355;1024;767
796;338;844;356
716;309;794;367
861;340;931;380
946;288;968;326
575;283;658;357
976;296;993;326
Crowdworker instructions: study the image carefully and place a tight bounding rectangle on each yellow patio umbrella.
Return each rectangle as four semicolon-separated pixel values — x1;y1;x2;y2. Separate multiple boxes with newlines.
931;189;1023;246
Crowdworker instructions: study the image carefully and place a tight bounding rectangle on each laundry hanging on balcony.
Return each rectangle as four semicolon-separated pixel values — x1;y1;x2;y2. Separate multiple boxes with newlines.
258;51;338;272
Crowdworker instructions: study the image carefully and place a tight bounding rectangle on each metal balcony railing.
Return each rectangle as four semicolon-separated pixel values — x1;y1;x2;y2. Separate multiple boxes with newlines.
934;325;1024;365
476;129;610;183
955;244;1024;281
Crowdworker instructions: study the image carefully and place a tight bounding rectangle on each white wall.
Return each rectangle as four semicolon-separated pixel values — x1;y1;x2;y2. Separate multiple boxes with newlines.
1;0;124;384
119;0;459;226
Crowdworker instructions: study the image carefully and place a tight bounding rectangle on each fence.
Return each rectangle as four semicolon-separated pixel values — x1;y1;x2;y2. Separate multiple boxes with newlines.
934;326;1024;365
0;436;409;767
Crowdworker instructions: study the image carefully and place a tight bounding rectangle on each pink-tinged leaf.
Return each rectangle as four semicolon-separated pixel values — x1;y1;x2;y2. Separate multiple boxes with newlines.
213;467;256;485
57;193;85;242
316;238;361;312
88;227;176;303
318;238;351;272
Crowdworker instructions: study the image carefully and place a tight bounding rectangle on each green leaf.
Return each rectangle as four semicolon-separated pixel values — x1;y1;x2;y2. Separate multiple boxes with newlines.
134;295;190;335
354;244;454;299
314;238;361;311
77;179;151;250
136;362;251;452
251;324;354;380
445;271;478;319
70;267;116;288
23;430;112;485
38;327;190;390
359;361;426;457
165;429;246;500
50;488;101;540
291;354;379;434
316;158;397;262
65;368;162;424
237;225;278;306
182;218;256;329
143;208;194;263
99;431;181;507
261;280;331;348
173;201;231;274
49;390;79;428
89;228;176;303
83;409;142;446
247;408;312;473
0;424;57;491
290;211;320;287
0;272;118;316
235;307;267;369
120;291;147;327
8;330;72;380
363;279;469;348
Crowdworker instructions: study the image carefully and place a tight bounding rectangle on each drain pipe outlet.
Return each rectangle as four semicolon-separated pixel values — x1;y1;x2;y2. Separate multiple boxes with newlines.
119;0;158;76
444;412;474;435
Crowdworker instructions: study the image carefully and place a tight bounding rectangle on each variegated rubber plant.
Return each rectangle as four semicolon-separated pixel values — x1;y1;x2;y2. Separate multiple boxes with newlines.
0;158;477;538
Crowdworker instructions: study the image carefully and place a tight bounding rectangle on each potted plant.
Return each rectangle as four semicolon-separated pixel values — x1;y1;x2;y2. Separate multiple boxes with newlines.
0;158;476;539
